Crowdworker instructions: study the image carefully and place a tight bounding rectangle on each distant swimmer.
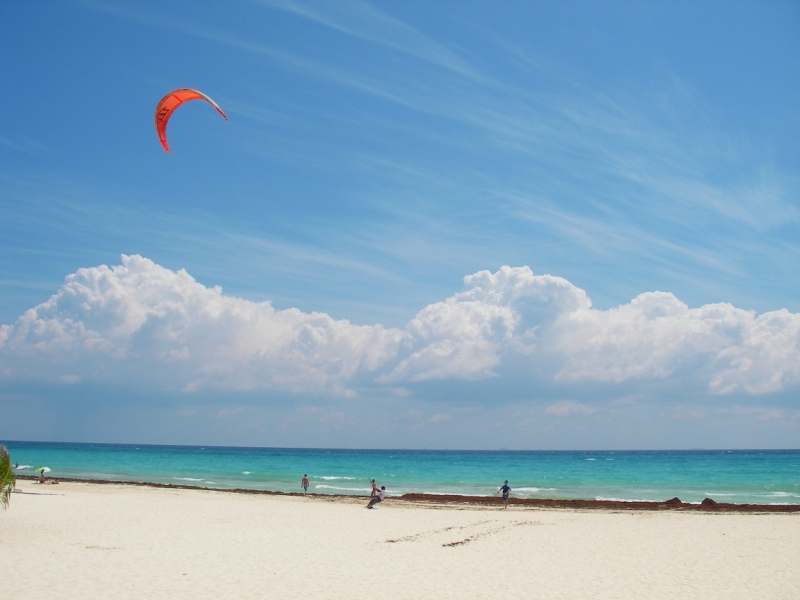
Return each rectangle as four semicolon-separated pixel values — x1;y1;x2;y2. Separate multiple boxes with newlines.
497;480;511;509
301;474;309;496
367;486;386;509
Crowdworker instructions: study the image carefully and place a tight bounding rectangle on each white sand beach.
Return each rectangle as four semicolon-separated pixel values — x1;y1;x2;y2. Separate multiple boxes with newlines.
3;480;799;599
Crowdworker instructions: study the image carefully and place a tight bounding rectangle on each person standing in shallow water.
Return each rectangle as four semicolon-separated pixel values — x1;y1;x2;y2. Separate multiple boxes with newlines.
301;474;309;496
370;479;378;497
497;480;511;509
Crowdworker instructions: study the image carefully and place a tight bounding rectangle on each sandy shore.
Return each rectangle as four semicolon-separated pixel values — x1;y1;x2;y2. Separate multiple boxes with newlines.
3;480;799;599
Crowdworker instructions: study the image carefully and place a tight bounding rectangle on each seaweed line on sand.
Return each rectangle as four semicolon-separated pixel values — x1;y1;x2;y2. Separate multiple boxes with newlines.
14;475;800;513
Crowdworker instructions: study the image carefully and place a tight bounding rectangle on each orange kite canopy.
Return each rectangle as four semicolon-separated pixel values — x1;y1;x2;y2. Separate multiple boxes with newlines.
154;88;228;153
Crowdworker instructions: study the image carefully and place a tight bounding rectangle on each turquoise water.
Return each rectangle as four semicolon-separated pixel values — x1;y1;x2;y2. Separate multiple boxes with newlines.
4;441;799;504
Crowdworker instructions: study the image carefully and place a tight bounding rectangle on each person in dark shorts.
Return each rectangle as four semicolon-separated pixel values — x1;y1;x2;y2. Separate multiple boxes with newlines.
301;474;309;495
497;480;511;509
367;486;386;509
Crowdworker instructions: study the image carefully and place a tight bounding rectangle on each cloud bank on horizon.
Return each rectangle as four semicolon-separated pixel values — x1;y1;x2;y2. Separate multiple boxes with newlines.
2;255;797;400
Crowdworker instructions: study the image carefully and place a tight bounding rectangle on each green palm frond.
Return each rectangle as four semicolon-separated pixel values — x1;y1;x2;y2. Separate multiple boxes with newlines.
1;445;15;509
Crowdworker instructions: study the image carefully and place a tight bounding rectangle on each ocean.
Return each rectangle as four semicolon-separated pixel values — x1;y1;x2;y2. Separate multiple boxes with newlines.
4;441;799;505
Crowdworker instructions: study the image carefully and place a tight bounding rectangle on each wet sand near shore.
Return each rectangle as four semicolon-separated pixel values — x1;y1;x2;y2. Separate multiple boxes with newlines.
15;474;800;512
4;480;799;599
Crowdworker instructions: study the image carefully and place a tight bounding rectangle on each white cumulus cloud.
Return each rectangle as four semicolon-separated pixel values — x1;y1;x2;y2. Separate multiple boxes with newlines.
549;291;800;394
1;257;798;399
0;255;401;395
381;266;589;382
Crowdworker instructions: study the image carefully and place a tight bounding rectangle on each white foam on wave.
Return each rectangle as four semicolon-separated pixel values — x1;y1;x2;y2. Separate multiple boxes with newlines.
14;465;34;470
242;471;251;475
586;458;596;461
173;477;204;481
314;484;370;492
515;487;557;493
595;496;653;503
319;476;357;480
418;491;492;497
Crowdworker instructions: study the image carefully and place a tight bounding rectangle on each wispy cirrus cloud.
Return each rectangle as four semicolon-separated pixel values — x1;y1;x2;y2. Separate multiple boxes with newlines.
254;0;485;82
78;1;799;269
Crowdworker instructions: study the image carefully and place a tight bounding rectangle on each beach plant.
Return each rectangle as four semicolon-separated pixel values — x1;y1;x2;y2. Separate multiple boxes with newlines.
1;445;15;509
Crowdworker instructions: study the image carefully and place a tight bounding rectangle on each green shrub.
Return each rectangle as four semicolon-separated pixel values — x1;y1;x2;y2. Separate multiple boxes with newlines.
1;445;15;509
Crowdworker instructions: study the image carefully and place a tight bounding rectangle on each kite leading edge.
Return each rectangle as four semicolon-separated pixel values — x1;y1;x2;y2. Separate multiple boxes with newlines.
154;88;228;153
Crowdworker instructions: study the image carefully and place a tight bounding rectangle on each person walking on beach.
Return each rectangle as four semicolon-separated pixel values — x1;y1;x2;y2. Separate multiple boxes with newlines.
367;486;386;509
301;474;309;495
497;480;511;509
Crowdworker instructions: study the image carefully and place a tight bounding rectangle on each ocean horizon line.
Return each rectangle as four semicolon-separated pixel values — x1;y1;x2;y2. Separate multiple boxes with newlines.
4;439;799;453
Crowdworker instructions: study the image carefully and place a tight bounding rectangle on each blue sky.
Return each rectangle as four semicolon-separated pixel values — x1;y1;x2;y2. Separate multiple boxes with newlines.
1;1;798;449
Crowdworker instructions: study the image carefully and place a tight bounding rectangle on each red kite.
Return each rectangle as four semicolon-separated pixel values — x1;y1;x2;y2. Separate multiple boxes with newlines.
154;89;228;153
